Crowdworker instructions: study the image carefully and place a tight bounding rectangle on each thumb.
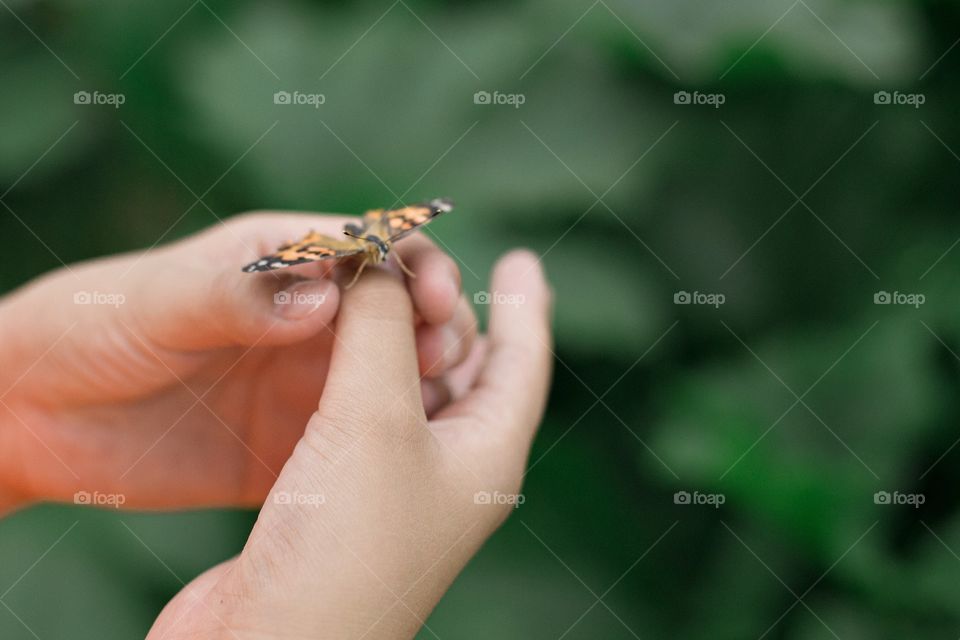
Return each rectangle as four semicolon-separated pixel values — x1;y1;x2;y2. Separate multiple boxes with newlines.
435;250;553;449
125;254;341;351
0;253;340;405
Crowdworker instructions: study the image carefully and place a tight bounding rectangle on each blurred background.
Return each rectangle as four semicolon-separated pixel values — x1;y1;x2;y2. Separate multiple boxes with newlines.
2;0;960;637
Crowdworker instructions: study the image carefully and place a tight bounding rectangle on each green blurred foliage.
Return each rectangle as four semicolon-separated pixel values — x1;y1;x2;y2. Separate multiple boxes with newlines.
2;0;960;637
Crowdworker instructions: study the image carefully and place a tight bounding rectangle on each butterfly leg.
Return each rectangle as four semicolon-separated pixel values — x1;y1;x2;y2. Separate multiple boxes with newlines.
391;250;416;279
345;257;370;289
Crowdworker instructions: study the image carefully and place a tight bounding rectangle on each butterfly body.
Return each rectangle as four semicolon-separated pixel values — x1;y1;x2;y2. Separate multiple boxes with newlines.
242;198;453;284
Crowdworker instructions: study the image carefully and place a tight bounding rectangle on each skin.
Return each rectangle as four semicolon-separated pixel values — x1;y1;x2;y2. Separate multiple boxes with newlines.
0;213;554;639
0;212;477;510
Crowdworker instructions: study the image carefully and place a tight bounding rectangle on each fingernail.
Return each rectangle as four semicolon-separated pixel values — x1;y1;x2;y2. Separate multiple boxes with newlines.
274;280;331;320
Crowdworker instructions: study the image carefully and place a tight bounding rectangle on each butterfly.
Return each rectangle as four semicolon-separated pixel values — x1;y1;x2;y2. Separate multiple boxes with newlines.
242;197;454;288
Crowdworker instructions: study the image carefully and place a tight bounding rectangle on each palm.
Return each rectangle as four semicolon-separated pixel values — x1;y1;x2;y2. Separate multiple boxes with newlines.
10;334;335;508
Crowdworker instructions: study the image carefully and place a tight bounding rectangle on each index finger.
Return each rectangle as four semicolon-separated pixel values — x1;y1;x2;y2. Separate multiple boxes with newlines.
318;267;425;430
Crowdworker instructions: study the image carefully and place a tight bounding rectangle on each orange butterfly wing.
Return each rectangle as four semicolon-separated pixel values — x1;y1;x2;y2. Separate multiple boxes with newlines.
242;231;364;272
366;198;453;242
241;198;453;273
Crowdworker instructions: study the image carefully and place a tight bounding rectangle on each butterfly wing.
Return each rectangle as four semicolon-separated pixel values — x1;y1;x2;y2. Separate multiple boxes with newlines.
370;197;454;243
242;231;365;272
241;197;453;273
343;208;384;237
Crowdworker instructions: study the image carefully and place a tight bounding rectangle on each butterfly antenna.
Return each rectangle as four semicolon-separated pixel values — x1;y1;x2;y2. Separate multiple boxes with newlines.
392;251;416;279
345;257;369;289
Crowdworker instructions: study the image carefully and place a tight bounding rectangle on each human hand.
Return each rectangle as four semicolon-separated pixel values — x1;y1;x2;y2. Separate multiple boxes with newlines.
0;212;476;512
147;250;552;639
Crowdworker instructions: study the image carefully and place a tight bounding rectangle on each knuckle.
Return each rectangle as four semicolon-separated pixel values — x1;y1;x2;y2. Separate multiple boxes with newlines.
301;411;362;465
312;392;429;455
312;395;371;436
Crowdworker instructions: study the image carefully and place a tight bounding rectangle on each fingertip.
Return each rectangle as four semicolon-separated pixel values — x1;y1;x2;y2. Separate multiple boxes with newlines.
271;278;333;317
270;278;340;332
490;249;551;310
497;248;541;270
486;248;553;380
